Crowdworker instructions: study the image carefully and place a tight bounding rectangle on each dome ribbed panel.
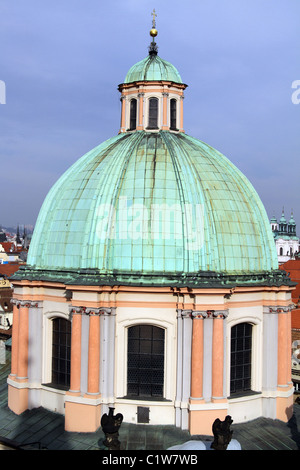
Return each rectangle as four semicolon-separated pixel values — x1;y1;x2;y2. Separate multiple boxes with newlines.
27;131;278;274
124;55;182;84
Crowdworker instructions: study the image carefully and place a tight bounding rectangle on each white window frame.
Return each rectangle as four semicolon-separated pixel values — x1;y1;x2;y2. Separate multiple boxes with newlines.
115;315;176;401
226;314;262;398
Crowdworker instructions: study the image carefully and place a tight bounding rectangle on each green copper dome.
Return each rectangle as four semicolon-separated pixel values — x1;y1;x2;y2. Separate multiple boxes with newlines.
124;54;183;84
289;213;296;226
26;131;278;280
280;211;287;224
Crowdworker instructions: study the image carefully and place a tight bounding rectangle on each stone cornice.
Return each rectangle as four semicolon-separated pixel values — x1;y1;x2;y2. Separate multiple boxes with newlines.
118;80;187;92
11;266;296;290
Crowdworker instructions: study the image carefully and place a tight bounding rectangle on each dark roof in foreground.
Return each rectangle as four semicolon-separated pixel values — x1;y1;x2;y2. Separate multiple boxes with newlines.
0;349;300;451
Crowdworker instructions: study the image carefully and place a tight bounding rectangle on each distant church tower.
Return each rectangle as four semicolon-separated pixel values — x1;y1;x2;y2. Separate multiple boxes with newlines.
271;210;300;264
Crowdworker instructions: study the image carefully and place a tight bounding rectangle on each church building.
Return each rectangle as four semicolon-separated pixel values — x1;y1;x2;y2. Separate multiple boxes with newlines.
8;16;295;436
270;210;299;264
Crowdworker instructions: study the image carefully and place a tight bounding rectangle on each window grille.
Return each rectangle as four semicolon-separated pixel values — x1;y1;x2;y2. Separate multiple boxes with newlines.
51;318;71;389
170;99;177;129
127;325;165;398
230;322;252;395
130;99;137;130
148;98;159;129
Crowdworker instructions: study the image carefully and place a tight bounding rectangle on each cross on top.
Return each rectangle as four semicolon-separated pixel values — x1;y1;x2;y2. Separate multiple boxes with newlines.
151;8;157;28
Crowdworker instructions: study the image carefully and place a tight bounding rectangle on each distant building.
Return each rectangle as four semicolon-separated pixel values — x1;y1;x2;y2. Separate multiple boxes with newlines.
279;259;300;392
0;231;28;338
0;228;7;243
0;276;13;338
270;210;299;264
0;224;31;265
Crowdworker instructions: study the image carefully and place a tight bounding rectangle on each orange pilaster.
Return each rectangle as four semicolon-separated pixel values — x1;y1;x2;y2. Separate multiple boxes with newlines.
87;313;100;395
69;312;82;393
8;301;30;415
212;314;224;400
65;310;102;432
189;312;228;436
10;303;20;377
276;309;293;422
278;311;289;387
17;304;29;380
190;316;204;399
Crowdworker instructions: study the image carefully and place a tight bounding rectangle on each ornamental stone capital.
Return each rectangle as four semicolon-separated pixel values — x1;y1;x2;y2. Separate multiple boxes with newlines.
263;305;294;314
19;300;32;308
212;310;229;319
69;306;114;315
192;311;208;319
176;309;192;318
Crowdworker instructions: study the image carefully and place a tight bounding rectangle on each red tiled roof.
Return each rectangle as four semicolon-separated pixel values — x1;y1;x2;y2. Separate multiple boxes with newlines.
292;309;300;329
280;259;300;303
0;242;15;252
0;264;21;277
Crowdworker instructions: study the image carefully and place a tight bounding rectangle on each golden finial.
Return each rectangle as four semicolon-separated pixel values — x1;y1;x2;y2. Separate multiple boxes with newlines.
150;8;158;38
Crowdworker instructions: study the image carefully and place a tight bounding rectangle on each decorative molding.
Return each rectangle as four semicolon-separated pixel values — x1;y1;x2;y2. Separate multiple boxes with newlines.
192;310;228;319
178;309;229;319
69;306;84;314
212;310;229;319
12;265;295;289
192;311;207;319
11;299;42;308
263;304;295;314
69;306;114;315
176;309;192;318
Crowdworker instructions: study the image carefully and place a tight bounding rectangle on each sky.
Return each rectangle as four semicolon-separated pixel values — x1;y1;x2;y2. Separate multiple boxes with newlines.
0;0;299;232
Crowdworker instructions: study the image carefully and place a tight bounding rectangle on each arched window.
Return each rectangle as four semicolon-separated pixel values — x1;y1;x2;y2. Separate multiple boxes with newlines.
170;98;177;130
230;322;252;395
127;324;165;398
279;247;283;256
130;98;137;130
51;317;71;389
148;98;159;129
